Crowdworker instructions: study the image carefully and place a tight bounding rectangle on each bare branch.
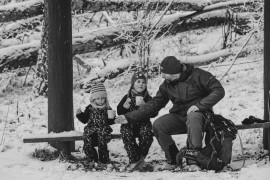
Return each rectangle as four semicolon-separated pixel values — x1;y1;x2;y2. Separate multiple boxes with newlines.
219;13;263;80
73;54;91;72
147;0;174;35
102;11;116;27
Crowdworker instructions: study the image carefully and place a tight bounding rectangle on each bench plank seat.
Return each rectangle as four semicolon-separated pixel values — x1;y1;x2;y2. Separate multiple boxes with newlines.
23;132;122;143
23;122;270;143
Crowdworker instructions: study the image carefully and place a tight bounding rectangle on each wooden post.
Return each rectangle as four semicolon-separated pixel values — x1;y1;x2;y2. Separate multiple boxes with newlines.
263;0;270;157
47;0;74;156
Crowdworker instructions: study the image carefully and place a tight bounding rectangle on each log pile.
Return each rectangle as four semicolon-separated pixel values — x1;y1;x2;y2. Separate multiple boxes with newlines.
0;0;262;86
0;0;244;23
0;9;255;72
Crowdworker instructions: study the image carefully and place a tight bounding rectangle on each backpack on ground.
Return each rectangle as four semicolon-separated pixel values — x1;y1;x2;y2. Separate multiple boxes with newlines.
176;112;238;172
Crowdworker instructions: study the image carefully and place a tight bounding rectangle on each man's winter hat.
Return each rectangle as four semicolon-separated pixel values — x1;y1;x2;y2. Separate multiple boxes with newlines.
90;83;107;100
160;56;183;74
131;72;147;86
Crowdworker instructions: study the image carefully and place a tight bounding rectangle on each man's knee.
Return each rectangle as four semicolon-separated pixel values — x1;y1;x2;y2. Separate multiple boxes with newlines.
187;112;204;127
153;116;167;132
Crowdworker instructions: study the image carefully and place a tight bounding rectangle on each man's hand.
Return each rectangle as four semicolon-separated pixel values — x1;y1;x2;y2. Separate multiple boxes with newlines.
123;98;131;109
187;105;199;115
114;115;128;124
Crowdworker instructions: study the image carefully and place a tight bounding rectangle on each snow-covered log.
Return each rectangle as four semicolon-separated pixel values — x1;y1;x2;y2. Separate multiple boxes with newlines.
71;0;208;13
80;58;132;89
0;0;43;23
178;44;263;64
77;0;260;13
0;0;255;49
0;41;40;72
0;0;258;23
0;15;42;39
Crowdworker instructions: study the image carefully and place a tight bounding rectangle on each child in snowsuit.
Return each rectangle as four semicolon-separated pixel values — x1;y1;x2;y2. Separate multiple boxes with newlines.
76;83;115;165
117;72;157;171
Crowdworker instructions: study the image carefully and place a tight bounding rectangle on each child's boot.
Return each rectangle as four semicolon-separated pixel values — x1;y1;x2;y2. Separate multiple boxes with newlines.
126;157;145;172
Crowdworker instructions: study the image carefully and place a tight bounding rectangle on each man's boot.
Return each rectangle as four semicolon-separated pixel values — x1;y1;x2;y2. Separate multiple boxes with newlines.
164;143;179;170
185;148;201;172
169;143;179;164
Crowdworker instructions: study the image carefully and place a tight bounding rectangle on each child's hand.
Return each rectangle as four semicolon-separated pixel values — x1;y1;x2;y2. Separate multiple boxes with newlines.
123;98;131;109
76;109;82;115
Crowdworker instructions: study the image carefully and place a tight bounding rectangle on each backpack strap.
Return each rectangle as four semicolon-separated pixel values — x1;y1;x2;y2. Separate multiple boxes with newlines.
227;133;245;171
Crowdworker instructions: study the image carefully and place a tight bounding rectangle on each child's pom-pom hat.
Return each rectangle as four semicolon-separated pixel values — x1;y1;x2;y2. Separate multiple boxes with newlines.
90;83;107;100
130;72;147;87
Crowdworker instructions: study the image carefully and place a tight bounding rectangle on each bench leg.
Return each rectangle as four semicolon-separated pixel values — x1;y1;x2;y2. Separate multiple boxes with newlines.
49;141;75;156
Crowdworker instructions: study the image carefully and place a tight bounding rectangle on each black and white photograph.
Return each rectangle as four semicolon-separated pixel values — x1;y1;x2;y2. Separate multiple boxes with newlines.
0;0;269;179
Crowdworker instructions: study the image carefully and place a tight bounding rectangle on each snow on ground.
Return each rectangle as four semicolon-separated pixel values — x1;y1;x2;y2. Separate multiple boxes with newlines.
0;56;269;180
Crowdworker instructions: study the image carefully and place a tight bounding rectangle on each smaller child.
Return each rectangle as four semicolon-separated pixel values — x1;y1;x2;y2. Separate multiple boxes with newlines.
117;72;157;171
76;83;115;168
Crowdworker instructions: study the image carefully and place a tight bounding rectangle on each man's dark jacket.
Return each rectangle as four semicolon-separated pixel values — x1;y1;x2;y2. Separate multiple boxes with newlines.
124;64;225;123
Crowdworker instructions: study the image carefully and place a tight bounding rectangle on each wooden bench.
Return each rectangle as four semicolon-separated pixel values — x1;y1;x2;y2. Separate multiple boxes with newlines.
23;122;270;143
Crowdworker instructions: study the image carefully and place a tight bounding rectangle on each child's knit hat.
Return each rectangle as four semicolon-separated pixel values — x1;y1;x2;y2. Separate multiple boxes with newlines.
90;83;107;100
131;72;147;86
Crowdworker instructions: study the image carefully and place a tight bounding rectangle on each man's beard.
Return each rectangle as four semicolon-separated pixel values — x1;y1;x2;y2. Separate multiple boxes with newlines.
166;79;178;85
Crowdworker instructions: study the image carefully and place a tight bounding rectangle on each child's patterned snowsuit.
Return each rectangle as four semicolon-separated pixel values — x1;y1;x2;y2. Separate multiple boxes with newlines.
117;90;157;163
76;105;114;163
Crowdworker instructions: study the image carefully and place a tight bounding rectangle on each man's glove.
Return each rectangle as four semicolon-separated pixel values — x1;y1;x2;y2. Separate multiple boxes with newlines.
242;115;268;125
249;116;268;123
242;117;254;125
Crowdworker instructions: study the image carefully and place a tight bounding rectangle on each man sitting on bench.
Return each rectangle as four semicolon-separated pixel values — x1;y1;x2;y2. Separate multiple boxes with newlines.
115;56;225;171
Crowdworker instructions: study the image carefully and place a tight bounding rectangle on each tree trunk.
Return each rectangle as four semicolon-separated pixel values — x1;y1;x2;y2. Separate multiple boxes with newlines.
0;10;253;72
47;0;74;156
0;0;258;23
263;0;270;156
33;1;48;97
